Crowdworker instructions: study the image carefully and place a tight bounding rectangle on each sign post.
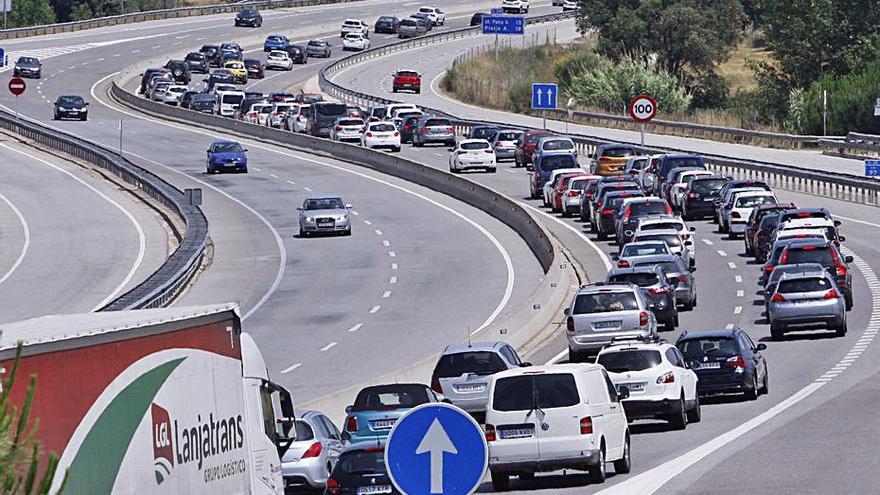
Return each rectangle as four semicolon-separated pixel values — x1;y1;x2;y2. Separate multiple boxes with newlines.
531;83;557;129
629;94;657;145
8;77;26;120
866;160;880;177
386;403;488;495
874;97;880;118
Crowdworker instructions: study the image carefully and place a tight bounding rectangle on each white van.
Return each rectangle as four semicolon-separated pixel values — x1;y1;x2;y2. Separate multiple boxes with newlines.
383;103;419;120
484;363;631;489
216;90;246;117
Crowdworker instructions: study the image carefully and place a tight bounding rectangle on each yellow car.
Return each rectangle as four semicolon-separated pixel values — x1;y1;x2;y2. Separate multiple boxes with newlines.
223;60;248;84
590;143;637;176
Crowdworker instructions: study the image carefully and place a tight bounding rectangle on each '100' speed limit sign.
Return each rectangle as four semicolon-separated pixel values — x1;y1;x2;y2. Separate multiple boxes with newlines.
629;95;657;122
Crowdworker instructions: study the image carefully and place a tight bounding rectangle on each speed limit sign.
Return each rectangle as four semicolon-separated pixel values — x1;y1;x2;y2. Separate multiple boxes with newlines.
629;95;657;122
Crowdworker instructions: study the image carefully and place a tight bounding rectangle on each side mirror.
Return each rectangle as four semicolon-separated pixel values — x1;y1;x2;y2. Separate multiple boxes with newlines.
442;398;453;405
689;266;696;273
834;220;842;226
520;362;533;367
617;386;630;401
690;226;696;232
611;254;619;261
345;203;353;209
85;102;90;106
845;255;854;263
838;236;845;242
755;343;768;351
670;278;680;287
296;207;303;211
563;307;570;316
242;148;248;152
345;405;353;414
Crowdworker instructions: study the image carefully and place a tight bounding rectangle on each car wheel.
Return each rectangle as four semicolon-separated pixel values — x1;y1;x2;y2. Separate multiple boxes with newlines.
612;435;631;474
568;347;584;363
845;294;853;311
770;321;784;341
393;147;401;152
686;394;702;423
587;443;606;484
761;369;769;395
835;316;847;337
597;230;607;241
668;394;687;430
490;471;510;491
744;373;759;400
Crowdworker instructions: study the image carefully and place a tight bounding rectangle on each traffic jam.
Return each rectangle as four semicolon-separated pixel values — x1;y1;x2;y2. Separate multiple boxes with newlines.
119;6;857;494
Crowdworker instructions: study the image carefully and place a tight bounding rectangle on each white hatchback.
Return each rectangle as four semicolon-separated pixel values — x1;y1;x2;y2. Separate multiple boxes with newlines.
330;117;365;142
361;121;401;151
449;139;496;173
485;364;631;489
597;340;700;429
342;33;370;51
265;50;293;71
417;6;445;25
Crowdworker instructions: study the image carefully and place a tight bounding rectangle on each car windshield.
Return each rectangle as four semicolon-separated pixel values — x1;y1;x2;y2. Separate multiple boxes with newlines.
18;58;39;66
59;96;85;106
370;123;396;132
638;233;681;248
351;385;430;412
641;222;683;232
666;157;704;169
212;142;242;153
622;243;669;257
293;420;314;441
573;291;639;314
542;139;574;150
784;247;834;265
778;277;831;294
737;195;776;208
305;198;344;210
601;146;634;158
461;141;489;150
630;201;668;216
336;450;386;476
598;350;662;372
435;351;506;378
493;374;579;412
678;337;738;359
540;155;577;170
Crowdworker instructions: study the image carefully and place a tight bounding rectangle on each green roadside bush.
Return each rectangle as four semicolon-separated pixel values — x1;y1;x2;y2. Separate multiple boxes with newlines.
785;61;880;135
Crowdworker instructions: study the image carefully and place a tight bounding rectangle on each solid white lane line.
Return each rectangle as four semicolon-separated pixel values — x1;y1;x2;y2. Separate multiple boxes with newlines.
382;290;391;298
348;323;363;333
281;363;301;373
0;193;30;287
320;342;337;352
0;144;146;311
369;305;381;314
521;203;613;271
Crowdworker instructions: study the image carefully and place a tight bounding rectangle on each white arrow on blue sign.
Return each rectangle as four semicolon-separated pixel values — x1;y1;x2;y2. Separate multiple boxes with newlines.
531;83;557;110
386;403;488;495
0;48;5;68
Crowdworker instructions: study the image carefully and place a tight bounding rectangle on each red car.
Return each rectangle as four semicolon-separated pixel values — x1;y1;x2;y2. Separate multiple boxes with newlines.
515;129;554;169
551;173;588;212
392;69;421;93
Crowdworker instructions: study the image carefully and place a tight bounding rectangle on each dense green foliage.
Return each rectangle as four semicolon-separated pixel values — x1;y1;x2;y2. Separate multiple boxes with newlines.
4;0;184;27
7;0;56;28
786;62;880;135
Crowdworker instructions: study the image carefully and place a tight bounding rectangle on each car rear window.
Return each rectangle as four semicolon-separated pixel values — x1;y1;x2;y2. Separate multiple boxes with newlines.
784;246;834;265
471;127;498;139
621;243;668;257
315;103;347;117
598;350;662;372
665;157;705;170
370;123;396;132
461;141;489;150
778;277;831;294
638;233;681;247
601;146;634;158
644;261;682;275
492;374;579;411
573;292;639;314
608;272;660;286
434;351;506;378
294;420;314;441
691;178;726;193
630;201;668;216
351;385;430;412
496;131;521;141
397;71;418;77
677;337;738;359
641;222;683;232
540;155;577;170
569;179;589;190
736;195;776;208
336;450;386;476
339;118;363;126
543;139;574;151
425;119;452;127
527;133;552;143
400;19;417;26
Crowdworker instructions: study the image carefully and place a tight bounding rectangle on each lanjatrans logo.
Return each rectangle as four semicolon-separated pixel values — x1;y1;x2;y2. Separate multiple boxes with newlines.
151;402;245;485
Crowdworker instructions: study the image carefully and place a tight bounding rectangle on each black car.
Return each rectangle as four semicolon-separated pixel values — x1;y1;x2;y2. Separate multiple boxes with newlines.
243;58;265;79
184;52;209;73
164;60;191;84
326;443;398;495
179;90;200;109
374;15;400;33
205;70;236;91
13;56;41;78
54;95;89;121
467;125;499;140
199;45;221;67
399;114;421;143
286;45;308;64
606;266;678;330
676;328;768;400
234;7;262;27
470;12;489;26
681;175;728;220
189;94;216;114
305;39;332;58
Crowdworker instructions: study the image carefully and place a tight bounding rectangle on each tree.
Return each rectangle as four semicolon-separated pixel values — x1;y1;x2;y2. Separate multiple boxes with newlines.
0;343;63;494
7;0;56;28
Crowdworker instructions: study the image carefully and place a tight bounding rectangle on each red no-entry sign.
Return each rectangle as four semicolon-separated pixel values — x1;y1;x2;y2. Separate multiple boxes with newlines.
8;77;26;96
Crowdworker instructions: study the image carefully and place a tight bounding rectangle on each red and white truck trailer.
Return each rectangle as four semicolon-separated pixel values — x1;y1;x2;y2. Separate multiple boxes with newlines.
0;303;295;495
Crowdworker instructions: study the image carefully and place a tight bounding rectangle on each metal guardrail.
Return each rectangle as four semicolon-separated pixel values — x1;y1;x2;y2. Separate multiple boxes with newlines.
0;0;360;40
0;109;208;310
819;132;880;158
318;19;880;208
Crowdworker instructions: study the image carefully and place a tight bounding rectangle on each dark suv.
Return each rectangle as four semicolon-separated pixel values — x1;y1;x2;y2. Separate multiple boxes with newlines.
676;328;768;400
615;197;673;245
164;60;191;84
778;240;854;310
199;45;221;67
680;175;727;219
184;52;209;73
234;7;262;27
53;95;88;121
606;266;678;330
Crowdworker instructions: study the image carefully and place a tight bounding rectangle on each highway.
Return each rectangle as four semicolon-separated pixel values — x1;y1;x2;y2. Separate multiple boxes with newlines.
3;2;880;493
0;136;168;323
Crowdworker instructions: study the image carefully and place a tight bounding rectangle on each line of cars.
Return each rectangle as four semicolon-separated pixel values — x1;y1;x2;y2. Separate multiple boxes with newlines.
9;55;93;121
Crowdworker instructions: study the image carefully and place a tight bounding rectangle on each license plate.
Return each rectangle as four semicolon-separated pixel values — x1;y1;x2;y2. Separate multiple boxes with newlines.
358;485;392;495
618;382;645;392
317;220;334;227
594;320;621;329
693;362;721;370
500;427;533;439
224;163;236;167
372;419;396;429
454;383;486;393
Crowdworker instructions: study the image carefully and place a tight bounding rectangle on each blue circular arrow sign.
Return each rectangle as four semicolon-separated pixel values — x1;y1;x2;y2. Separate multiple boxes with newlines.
385;403;488;495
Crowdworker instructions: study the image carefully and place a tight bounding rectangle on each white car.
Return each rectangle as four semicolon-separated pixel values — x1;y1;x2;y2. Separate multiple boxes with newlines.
449;139;496;173
340;18;368;37
161;85;188;105
330;117;365;142
417;6;445;25
776;217;839;243
669;170;714;210
725;191;777;238
286;104;310;133
269;103;295;128
384;103;419;120
361;121;401;151
212;83;237;95
775;228;829;243
265;50;293;71
244;103;271;125
597;340;700;429
485;363;631;489
342;33;370;51
633;216;697;267
501;0;529;14
561;0;577;10
542;167;584;207
149;81;172;101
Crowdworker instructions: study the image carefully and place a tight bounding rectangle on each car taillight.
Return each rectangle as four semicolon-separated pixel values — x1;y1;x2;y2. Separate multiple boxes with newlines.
431;373;442;393
580;417;593;435
393;131;400;136
648;287;669;295
689;192;698;198
366;132;373;137
617;260;630;268
639;311;648;326
301;442;323;459
771;293;785;303
345;416;358;432
326;478;340;495
420;127;428;132
732;211;741;218
779;250;788;264
335;125;342;131
678;274;688;283
447;126;455;133
602;208;614;215
665;203;672;214
656;371;675;384
836;264;847;279
726;355;747;368
566;316;574;333
623;205;632;218
485;424;496;442
568;190;579;197
823;289;840;299
484;148;493;153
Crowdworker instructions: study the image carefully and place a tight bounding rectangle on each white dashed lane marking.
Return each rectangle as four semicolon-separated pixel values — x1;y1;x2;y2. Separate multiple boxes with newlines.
702;239;713;245
348;323;363;333
369;305;381;314
717;250;727;257
728;262;737;269
388;251;396;257
735;275;743;283
320;342;337;352
374;229;383;235
390;276;397;284
280;363;301;373
382;290;391;298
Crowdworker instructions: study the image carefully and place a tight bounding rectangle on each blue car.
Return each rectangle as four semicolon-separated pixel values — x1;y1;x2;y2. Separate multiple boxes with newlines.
341;383;443;444
529;152;580;199
264;34;290;52
206;140;248;173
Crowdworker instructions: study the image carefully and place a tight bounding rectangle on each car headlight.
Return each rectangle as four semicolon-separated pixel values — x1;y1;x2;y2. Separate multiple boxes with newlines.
305;216;313;222
335;215;347;221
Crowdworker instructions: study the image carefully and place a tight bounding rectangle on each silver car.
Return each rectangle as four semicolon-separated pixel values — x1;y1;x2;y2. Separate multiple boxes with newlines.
614;240;672;269
630;254;697;310
397;18;426;38
631;229;692;268
412;116;456;147
762;262;826;311
489;129;524;161
297;196;353;236
768;270;847;339
564;282;658;361
281;411;344;491
430;341;528;421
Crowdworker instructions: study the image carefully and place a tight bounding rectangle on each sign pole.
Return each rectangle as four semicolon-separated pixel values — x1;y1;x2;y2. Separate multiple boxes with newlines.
118;118;123;157
15;95;19;121
640;123;645;146
822;90;827;136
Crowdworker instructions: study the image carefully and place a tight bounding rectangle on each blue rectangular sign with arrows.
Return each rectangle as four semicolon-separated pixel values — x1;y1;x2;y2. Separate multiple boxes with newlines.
531;83;558;110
